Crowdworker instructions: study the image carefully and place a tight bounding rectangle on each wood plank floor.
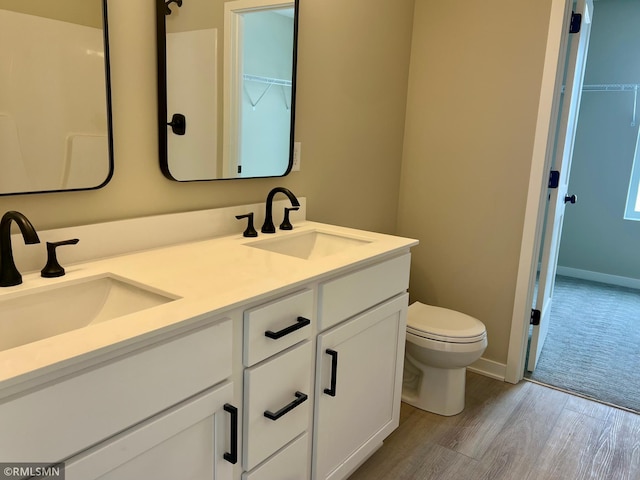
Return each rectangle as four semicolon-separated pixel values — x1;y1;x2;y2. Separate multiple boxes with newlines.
348;372;640;480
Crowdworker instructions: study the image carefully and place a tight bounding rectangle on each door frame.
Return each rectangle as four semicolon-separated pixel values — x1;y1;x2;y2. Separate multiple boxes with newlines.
222;0;296;178
505;0;576;384
528;0;592;372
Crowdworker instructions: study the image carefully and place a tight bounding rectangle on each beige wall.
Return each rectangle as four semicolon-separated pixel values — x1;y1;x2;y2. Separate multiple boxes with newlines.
0;0;103;27
0;0;413;233
293;0;413;232
397;0;553;365
2;0;560;368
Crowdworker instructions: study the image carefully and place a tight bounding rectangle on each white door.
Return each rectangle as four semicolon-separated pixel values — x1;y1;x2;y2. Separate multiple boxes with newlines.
528;0;593;371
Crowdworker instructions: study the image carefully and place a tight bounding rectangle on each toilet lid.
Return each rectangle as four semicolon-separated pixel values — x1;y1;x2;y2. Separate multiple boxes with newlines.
407;302;486;343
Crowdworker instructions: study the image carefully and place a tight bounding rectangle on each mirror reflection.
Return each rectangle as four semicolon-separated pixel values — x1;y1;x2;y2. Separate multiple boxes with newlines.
157;0;298;181
0;0;113;196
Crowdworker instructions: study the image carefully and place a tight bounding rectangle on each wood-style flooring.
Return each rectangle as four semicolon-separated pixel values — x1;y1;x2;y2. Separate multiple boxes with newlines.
349;372;640;480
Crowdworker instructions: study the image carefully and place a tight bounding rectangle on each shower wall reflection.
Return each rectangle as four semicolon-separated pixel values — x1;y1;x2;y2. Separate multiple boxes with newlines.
0;1;112;195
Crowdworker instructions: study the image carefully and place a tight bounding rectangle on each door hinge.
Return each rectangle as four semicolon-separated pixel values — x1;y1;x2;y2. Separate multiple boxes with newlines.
570;11;582;33
237;165;242;174
549;170;560;189
530;309;541;326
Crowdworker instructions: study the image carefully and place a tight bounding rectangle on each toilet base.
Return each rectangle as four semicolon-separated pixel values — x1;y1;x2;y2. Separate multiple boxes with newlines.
402;357;466;416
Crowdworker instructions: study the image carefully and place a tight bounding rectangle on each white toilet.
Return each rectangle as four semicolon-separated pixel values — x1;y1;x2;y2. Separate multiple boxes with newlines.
402;301;487;416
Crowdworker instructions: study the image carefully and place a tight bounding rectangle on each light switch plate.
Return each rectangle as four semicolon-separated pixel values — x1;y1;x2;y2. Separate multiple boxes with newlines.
292;142;301;171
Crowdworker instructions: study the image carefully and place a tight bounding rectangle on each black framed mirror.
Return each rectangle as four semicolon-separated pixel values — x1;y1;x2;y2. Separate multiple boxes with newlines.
156;0;299;181
0;0;113;196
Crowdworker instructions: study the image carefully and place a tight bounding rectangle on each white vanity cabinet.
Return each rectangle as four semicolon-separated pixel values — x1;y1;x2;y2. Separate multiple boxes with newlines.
1;214;416;480
313;253;411;480
239;253;411;480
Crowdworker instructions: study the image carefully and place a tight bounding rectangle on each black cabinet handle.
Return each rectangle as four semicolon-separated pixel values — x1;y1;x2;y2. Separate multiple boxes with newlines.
223;404;238;464
265;316;311;339
264;391;308;421
324;349;338;397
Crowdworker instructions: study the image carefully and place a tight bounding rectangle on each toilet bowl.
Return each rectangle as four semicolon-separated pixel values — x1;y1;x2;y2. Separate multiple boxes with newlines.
402;302;487;416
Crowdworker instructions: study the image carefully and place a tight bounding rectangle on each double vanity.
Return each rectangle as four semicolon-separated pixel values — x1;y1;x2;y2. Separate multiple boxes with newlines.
3;3;417;478
0;201;417;480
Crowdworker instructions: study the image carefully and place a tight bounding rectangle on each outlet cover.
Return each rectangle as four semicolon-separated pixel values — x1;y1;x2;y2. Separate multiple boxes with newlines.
292;142;301;171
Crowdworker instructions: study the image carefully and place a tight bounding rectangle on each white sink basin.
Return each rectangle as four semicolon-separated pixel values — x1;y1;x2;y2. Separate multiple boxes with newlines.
0;274;177;352
246;230;372;260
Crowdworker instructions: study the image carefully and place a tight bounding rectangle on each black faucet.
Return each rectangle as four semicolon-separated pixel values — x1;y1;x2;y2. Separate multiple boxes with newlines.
0;211;40;287
261;187;300;233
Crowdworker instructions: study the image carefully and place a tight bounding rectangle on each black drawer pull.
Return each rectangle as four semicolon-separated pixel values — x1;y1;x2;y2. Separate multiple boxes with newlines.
265;316;311;339
223;404;238;464
324;349;338;397
264;391;308;421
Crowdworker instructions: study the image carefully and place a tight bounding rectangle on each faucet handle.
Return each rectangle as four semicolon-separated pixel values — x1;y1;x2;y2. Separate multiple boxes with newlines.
280;207;299;231
235;213;258;238
41;239;79;278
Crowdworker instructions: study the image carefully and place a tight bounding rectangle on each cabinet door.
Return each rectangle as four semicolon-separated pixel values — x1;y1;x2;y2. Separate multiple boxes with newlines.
65;382;237;480
313;294;408;480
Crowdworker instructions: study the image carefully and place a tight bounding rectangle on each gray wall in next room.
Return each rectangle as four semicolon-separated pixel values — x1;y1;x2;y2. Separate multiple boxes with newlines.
558;0;640;279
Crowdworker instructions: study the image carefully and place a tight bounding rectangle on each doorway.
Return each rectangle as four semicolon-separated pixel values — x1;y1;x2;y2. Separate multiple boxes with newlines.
223;0;296;178
519;0;640;412
505;0;640;384
526;0;592;373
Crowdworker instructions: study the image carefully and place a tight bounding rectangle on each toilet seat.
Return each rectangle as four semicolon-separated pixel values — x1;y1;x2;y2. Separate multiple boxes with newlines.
407;302;486;344
407;326;486;344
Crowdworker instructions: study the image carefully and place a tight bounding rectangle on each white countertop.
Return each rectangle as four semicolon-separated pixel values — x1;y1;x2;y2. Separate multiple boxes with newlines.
0;220;417;392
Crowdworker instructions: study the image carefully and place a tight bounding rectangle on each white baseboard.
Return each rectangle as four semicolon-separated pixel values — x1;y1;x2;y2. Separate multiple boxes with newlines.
556;266;640;290
468;357;506;381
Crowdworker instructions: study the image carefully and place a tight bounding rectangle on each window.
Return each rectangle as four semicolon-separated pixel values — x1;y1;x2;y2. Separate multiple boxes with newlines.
624;126;640;220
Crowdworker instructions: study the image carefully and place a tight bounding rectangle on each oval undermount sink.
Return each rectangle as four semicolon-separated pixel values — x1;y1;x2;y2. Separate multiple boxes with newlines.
246;229;372;260
0;274;178;352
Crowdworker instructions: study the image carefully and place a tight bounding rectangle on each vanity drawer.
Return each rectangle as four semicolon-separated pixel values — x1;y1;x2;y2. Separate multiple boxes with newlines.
0;318;232;462
242;433;309;480
244;289;313;367
318;253;411;330
243;341;312;471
